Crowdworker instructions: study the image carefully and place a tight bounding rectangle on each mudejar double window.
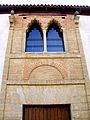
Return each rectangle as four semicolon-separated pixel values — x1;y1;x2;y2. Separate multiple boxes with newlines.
25;20;65;52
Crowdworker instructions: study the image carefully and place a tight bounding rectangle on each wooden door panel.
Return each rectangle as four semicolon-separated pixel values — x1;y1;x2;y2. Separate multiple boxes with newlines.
54;107;58;120
35;107;40;120
57;107;62;120
28;107;32;120
23;105;71;120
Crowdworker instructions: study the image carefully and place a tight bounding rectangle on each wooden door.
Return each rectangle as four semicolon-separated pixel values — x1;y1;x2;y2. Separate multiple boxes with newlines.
23;104;71;120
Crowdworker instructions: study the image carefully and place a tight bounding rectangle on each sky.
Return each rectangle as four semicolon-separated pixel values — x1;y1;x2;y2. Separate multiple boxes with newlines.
0;0;90;6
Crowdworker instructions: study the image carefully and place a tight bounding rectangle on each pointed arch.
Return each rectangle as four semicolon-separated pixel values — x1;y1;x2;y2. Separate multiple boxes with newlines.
25;19;44;52
47;19;62;31
46;20;65;52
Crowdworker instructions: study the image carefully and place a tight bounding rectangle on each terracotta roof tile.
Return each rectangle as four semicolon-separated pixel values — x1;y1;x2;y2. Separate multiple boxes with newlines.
0;4;90;15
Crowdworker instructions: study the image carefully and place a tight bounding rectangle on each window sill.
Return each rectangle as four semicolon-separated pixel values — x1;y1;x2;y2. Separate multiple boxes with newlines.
10;52;80;59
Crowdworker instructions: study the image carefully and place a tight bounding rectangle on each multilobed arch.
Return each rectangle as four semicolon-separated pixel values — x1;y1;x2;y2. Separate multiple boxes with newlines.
47;19;62;30
25;19;44;52
25;19;65;52
46;20;65;52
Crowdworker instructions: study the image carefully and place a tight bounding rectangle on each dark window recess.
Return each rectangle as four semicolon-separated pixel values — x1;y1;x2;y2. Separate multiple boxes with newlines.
23;17;27;19
23;104;71;120
46;23;65;52
62;17;65;19
25;22;44;52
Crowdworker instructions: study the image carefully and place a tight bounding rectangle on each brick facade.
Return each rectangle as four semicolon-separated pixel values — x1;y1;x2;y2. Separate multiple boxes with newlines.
0;11;90;120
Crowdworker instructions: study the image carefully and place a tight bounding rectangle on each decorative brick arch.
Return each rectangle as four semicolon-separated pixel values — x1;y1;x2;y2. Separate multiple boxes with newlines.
29;64;63;81
46;19;63;32
23;60;68;80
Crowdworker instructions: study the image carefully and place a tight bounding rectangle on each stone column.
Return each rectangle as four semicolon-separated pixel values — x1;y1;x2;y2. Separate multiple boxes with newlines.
43;29;47;52
22;28;27;52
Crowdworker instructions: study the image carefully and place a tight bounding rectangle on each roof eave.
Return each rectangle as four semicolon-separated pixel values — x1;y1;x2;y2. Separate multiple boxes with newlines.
0;4;90;15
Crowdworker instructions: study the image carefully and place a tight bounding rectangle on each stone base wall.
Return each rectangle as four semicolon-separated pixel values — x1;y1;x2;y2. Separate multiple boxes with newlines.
2;84;89;120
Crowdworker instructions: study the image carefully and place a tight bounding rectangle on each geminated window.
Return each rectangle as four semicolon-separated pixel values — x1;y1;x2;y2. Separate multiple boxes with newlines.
25;21;44;52
46;22;65;52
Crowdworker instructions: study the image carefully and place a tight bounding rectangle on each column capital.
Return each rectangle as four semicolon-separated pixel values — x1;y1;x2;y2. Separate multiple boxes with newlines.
42;27;47;31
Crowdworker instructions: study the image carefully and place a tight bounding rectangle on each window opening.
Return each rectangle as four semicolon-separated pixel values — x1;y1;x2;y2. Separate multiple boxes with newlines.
46;22;65;52
25;22;44;52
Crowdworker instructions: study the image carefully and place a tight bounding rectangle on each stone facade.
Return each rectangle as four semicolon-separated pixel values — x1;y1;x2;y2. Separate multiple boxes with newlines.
0;11;90;120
